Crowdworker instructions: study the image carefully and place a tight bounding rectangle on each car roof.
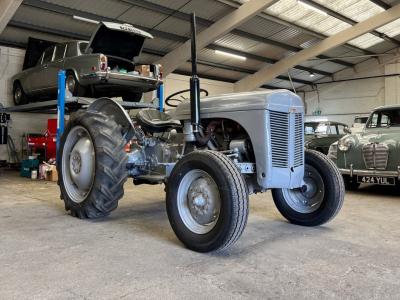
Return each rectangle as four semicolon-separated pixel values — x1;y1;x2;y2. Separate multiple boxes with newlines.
372;104;400;111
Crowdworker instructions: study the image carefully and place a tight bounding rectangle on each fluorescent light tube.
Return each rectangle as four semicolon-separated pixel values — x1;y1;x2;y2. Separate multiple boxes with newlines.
297;1;328;16
73;15;99;24
215;50;246;60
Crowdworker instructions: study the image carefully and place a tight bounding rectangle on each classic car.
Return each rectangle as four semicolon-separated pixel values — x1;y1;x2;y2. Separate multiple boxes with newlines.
350;115;369;133
12;22;162;105
328;105;400;189
304;121;350;154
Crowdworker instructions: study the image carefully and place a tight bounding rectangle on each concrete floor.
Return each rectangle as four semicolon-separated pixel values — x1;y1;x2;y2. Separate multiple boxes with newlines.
1;171;400;299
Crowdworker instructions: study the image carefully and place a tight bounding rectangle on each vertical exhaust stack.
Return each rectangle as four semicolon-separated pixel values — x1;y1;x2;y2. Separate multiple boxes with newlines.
190;13;201;134
189;13;210;146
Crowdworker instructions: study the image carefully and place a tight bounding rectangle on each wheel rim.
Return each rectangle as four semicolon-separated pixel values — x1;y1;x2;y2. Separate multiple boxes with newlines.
62;126;95;203
282;165;325;214
14;87;22;104
177;169;221;234
66;75;76;93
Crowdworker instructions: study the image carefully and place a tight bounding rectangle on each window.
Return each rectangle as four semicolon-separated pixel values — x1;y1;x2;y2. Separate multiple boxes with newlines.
329;125;338;135
381;114;390;127
315;124;328;135
42;46;55;64
79;42;88;54
368;113;379;128
367;110;400;128
338;125;346;134
54;44;66;60
65;43;77;57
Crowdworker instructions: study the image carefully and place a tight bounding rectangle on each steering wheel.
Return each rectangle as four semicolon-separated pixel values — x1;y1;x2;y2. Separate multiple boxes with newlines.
165;88;209;108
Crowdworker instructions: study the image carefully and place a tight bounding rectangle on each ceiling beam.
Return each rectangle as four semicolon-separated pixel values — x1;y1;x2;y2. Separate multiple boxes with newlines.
6;20;312;86
368;0;391;10
217;0;374;55
0;0;22;34
234;4;400;92
126;0;354;68
21;0;332;77
302;0;400;46
155;0;278;75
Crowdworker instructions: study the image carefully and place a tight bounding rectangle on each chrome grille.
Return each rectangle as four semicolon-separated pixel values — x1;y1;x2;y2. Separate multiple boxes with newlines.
294;113;304;167
362;143;389;170
270;111;289;168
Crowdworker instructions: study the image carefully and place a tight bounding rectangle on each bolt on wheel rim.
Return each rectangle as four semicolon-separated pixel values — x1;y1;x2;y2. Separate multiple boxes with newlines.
62;126;95;203
177;169;221;234
282;165;325;214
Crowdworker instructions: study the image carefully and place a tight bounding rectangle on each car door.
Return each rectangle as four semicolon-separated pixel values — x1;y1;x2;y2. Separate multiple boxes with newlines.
36;46;55;95
46;44;67;92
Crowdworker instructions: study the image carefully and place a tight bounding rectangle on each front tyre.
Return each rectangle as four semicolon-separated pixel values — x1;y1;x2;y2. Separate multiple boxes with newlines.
57;110;128;218
272;150;344;226
166;150;249;252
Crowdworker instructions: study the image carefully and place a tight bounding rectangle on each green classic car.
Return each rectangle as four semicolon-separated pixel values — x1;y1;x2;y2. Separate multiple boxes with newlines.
304;121;349;154
328;105;400;189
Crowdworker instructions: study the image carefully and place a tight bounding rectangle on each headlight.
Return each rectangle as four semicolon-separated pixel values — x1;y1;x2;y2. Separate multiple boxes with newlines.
327;142;338;160
338;136;355;152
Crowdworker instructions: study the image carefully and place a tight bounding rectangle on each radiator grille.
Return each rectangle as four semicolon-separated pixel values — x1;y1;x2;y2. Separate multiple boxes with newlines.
270;111;289;168
362;143;389;170
294;113;304;167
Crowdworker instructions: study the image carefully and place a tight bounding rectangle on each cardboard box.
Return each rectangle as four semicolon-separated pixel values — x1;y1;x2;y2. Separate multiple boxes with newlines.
45;165;58;182
134;64;151;77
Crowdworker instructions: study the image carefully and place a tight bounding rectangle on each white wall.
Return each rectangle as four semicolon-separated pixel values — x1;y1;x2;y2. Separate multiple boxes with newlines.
0;46;52;162
301;54;400;125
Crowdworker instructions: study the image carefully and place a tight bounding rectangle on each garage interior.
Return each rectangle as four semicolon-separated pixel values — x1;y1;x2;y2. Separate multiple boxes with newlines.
1;0;400;298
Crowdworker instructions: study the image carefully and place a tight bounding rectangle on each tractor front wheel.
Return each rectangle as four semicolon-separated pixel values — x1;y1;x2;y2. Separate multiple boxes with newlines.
166;150;249;252
272;150;344;226
57;110;128;218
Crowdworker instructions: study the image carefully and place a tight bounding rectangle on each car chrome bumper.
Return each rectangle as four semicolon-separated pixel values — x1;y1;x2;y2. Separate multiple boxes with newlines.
81;71;162;88
339;165;400;179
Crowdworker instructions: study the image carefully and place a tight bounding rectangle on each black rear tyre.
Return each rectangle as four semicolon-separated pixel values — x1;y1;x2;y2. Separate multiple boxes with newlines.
66;72;86;97
13;82;28;105
57;110;128;218
166;150;249;252
272;149;344;226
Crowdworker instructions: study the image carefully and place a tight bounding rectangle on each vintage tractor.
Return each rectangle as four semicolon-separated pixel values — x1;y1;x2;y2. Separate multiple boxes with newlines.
57;14;344;252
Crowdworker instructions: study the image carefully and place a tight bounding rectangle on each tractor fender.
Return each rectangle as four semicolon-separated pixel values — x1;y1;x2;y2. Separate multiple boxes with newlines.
87;97;135;141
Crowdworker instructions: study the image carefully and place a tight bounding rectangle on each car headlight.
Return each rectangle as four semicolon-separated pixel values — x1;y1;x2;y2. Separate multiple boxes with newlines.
327;142;338;160
338;136;355;152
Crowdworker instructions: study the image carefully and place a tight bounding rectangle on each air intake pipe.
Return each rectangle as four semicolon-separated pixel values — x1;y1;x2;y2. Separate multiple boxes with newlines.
190;13;210;146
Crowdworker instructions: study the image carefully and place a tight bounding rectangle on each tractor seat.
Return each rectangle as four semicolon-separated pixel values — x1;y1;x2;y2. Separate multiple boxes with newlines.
136;109;181;132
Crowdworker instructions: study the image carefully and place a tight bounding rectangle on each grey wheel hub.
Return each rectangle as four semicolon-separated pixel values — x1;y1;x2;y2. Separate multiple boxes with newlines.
177;170;221;234
66;75;76;93
14;87;22;103
62;126;95;203
282;165;325;214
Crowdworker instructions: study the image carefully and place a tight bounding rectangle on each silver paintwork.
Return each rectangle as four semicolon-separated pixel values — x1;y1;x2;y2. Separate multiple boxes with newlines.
281;164;324;214
177;169;221;234
62;126;95;204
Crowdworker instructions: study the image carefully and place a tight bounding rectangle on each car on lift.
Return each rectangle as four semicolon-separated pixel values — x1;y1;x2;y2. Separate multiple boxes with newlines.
304;121;350;154
11;22;162;105
328;105;400;190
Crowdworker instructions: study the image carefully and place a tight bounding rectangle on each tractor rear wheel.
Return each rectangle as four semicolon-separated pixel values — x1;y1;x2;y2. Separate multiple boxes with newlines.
57;110;128;218
166;150;249;252
272;149;344;226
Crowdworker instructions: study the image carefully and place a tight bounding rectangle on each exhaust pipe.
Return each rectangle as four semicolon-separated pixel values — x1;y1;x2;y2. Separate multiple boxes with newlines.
190;13;210;146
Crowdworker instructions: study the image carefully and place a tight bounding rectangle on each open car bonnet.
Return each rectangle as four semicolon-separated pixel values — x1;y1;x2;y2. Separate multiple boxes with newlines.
86;22;153;61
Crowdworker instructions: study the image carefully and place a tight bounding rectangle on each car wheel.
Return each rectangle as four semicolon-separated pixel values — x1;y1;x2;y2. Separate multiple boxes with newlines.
66;72;85;97
13;82;28;105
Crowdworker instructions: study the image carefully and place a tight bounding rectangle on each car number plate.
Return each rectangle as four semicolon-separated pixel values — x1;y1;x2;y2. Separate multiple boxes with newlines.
357;176;395;185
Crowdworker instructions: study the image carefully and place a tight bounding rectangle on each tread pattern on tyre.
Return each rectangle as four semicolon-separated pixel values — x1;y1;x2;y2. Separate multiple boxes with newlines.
272;149;345;226
57;110;128;219
167;150;249;252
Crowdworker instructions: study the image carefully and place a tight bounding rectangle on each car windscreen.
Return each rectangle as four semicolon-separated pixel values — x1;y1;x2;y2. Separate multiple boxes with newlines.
367;109;400;128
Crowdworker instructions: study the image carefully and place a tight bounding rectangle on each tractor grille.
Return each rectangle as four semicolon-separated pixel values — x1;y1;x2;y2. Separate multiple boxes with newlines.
270;111;289;168
362;143;389;170
294;113;304;167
